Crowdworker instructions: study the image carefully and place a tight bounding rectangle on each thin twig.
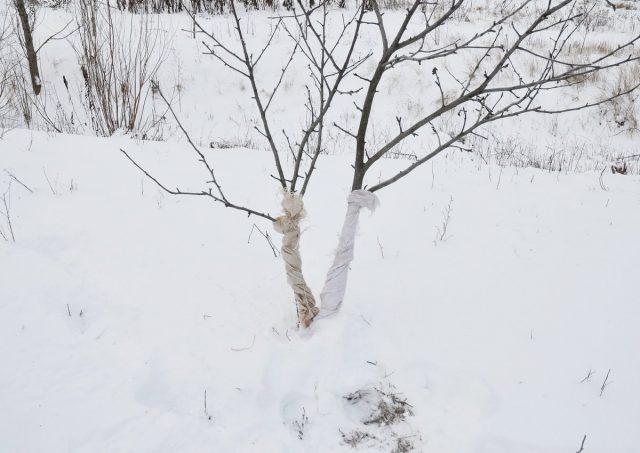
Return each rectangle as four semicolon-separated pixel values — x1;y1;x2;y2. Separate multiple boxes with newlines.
576;434;587;453
580;369;594;383
1;184;15;242
120;148;275;222
248;223;279;257
600;369;612;396
4;170;33;193
42;168;57;195
203;389;212;420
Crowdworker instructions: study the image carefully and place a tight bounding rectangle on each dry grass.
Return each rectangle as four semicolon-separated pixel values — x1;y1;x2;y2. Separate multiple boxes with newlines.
342;384;418;452
598;61;640;135
340;429;377;447
614;1;640;11
362;388;414;426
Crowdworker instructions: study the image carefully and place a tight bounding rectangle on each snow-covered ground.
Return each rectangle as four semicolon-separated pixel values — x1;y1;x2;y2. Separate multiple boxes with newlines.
2;1;640;452
1;129;639;452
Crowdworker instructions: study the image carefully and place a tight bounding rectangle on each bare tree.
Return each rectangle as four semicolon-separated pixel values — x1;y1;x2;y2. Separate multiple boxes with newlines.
14;0;41;96
124;0;640;328
126;0;369;327
2;2;75;131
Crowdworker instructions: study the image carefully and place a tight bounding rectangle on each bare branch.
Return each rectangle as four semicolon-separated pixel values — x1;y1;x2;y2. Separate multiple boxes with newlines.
121;82;276;222
4;170;33;193
121;148;275;222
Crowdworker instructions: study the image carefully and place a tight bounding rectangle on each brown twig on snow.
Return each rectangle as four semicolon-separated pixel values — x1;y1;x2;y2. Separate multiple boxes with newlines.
576;434;587;453
600;369;612;396
599;166;609;191
580;369;594;383
203;389;212;420
4;170;33;194
42;168;57;195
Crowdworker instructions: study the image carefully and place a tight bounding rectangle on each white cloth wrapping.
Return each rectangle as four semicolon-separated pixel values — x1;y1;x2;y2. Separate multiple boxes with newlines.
319;190;379;315
273;191;319;327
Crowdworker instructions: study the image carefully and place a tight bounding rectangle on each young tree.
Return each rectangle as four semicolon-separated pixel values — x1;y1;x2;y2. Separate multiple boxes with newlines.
123;0;640;328
126;0;370;327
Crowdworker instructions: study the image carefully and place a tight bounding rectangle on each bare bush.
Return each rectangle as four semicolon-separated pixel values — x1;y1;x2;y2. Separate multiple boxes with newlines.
0;9;14;130
0;46;34;130
7;69;33;126
0;2;36;130
0;183;16;242
75;0;165;136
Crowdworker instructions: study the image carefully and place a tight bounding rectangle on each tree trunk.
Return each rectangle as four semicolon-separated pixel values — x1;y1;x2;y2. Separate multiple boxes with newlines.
273;192;319;328
319;190;378;315
15;0;41;96
274;190;377;327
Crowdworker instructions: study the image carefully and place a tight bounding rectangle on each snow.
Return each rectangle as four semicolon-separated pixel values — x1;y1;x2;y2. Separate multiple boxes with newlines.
1;128;639;452
2;1;640;452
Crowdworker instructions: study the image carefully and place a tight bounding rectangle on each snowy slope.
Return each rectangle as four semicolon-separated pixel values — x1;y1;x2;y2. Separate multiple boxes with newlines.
1;129;639;452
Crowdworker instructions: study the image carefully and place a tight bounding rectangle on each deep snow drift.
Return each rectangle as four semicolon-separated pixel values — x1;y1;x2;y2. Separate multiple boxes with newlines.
1;129;639;452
